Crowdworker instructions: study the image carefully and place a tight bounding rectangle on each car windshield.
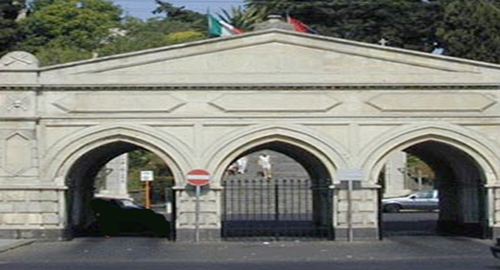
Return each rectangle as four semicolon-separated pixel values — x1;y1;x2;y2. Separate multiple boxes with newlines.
412;190;435;199
120;199;142;208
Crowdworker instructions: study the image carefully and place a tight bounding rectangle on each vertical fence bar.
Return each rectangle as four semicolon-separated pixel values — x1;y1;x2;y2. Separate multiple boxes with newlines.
290;179;295;237
274;181;280;222
221;180;226;238
280;179;292;236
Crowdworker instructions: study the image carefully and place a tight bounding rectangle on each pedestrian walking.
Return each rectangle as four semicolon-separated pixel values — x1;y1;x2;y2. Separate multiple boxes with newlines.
258;153;272;179
236;156;248;174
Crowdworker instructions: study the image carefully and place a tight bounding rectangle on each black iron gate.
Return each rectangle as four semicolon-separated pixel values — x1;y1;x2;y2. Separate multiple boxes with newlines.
222;178;333;241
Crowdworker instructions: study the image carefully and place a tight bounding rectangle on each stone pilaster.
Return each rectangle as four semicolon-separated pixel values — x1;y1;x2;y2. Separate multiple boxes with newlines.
334;187;379;241
174;185;222;242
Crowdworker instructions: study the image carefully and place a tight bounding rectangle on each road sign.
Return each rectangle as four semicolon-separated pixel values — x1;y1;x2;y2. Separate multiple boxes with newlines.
187;169;211;187
140;170;154;181
187;169;211;242
338;169;364;181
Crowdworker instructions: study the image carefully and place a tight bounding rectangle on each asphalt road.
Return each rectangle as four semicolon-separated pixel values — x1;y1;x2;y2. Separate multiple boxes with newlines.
0;235;496;270
0;259;497;270
382;211;439;236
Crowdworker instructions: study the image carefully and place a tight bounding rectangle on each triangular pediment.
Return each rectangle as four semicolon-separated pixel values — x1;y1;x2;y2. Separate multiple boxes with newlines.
38;29;500;85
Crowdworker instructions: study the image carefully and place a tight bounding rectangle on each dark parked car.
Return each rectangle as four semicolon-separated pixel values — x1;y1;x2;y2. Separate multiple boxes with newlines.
90;197;170;237
382;190;439;213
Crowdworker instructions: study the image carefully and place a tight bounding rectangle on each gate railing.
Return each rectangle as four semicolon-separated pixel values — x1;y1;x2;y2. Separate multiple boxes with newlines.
222;178;333;241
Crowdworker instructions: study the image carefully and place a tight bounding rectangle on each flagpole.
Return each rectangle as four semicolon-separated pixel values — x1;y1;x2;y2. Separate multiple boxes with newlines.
206;8;210;37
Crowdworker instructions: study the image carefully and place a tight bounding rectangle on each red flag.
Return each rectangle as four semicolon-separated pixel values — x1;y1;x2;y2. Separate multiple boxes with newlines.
287;16;317;34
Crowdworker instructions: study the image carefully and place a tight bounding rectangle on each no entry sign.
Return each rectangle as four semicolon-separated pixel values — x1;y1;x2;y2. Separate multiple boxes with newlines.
187;169;211;186
187;169;211;242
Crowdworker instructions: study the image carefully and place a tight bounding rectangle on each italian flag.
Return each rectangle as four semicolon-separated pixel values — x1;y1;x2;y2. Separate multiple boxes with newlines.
208;14;243;37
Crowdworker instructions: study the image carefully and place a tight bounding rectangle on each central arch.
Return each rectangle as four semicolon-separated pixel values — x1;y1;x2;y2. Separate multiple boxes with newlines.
206;125;343;240
204;124;347;182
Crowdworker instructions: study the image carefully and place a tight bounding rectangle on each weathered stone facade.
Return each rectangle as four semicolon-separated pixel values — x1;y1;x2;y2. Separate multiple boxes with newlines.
2;28;500;241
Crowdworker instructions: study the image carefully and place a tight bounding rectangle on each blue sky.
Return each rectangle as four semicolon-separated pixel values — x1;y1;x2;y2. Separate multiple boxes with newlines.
111;0;245;20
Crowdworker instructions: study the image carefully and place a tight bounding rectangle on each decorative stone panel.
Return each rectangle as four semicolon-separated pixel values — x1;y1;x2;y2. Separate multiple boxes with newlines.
52;93;186;114
367;93;496;112
4;133;32;175
210;93;340;113
0;51;39;70
0;92;36;117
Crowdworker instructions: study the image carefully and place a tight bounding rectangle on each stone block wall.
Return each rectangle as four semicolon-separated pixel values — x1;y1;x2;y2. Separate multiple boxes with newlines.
0;188;64;239
335;188;379;240
492;187;500;239
175;186;222;241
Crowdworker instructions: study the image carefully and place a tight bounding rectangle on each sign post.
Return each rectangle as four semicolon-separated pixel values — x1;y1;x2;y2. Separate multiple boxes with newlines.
186;169;211;242
140;170;154;209
338;169;364;242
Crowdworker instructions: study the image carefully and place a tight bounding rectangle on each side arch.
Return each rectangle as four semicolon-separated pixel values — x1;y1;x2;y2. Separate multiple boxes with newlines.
41;124;194;186
360;123;500;186
203;124;349;184
362;123;500;238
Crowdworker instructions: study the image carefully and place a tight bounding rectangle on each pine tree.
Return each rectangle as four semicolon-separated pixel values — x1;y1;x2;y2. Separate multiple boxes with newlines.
437;0;500;63
0;0;22;56
244;0;442;52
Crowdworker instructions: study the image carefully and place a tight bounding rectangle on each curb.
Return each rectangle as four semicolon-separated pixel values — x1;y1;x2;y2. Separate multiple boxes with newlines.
0;240;35;253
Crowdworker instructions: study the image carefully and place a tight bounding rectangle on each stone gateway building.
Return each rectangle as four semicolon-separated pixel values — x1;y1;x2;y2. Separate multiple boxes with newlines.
2;24;500;242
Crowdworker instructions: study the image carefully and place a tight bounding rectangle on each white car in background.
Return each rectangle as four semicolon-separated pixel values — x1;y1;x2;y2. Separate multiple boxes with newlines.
382;190;439;213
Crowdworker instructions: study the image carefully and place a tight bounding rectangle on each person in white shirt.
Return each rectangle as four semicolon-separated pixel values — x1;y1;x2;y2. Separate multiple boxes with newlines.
236;156;248;174
258;153;272;179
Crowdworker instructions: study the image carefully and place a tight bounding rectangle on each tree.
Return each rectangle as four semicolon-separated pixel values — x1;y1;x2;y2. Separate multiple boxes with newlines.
242;0;500;64
153;0;205;25
0;0;23;56
436;0;500;63
97;16;206;58
98;1;207;58
217;5;269;31
16;0;208;65
17;0;122;65
127;149;173;205
34;46;93;66
244;0;442;52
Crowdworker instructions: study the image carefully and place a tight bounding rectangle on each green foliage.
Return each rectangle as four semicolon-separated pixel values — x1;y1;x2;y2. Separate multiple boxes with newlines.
436;0;500;63
29;0;57;11
153;0;205;24
97;17;206;57
407;154;435;184
15;0;207;65
0;0;23;56
35;46;93;66
218;5;269;31
244;0;442;52
127;149;174;203
12;0;500;66
166;30;205;43
18;0;122;54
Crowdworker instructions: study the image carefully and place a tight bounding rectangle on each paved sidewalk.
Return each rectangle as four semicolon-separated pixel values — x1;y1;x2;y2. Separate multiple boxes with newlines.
0;236;493;263
0;239;35;253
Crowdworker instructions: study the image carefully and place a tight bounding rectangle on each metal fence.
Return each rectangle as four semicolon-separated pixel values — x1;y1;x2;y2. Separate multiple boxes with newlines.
222;178;333;241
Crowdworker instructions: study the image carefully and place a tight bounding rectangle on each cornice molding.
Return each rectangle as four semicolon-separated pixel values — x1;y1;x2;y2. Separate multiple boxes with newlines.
2;83;500;91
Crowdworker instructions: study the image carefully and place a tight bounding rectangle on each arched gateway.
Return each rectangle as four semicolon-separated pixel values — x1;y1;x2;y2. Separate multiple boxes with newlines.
3;19;500;241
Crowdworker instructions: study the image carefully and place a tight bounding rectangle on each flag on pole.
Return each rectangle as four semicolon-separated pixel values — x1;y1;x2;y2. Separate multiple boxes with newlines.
287;16;318;34
208;14;244;37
